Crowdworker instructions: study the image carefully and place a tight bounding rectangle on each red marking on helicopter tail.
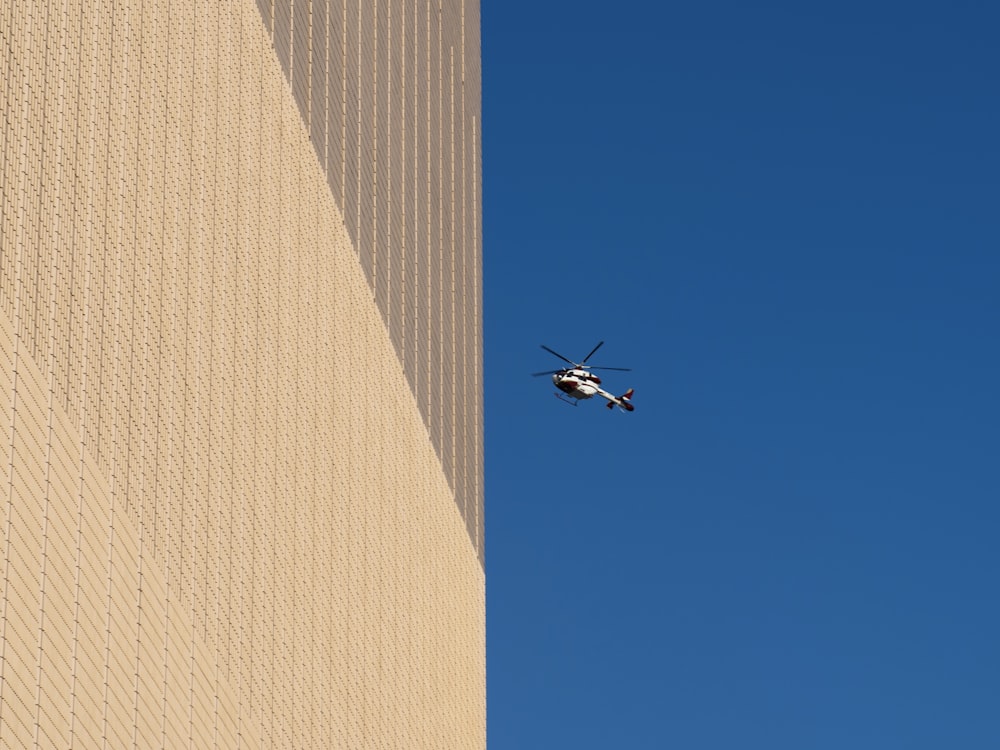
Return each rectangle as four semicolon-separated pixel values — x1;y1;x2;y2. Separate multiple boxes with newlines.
622;388;634;401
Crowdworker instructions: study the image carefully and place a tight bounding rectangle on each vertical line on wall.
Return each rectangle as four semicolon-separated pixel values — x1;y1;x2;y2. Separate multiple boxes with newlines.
472;112;480;556
386;0;393;321
357;0;363;254
234;10;248;747
323;0;330;174
411;0;418;390
425;0;431;419
185;9;200;745
306;0;313;128
341;0;347;208
158;2;174;746
436;0;443;475
271;61;280;746
28;9;53;741
32;1;58;737
35;262;54;750
400;0;408;370
372;0;379;298
449;43;456;500
458;0;468;537
66;0;86;736
210;5;224;745
250;11;264;739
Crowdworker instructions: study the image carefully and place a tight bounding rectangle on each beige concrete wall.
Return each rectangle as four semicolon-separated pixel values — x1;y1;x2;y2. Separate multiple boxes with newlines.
0;1;484;748
256;1;485;556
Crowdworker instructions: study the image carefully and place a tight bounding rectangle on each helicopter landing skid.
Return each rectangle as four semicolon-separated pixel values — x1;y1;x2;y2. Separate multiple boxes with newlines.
553;392;579;407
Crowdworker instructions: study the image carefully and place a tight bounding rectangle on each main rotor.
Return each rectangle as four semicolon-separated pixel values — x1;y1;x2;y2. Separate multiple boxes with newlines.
531;341;632;377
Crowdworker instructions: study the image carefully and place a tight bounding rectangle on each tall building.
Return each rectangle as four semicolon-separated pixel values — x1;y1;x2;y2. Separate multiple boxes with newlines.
0;0;483;747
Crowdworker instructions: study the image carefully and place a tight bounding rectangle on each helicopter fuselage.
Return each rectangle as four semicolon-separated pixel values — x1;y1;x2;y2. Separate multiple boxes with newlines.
553;369;602;399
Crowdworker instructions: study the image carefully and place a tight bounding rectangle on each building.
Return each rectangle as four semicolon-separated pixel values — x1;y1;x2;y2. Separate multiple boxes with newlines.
0;1;484;747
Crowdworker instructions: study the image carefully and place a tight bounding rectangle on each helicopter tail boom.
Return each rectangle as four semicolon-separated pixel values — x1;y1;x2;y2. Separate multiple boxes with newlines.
603;387;635;412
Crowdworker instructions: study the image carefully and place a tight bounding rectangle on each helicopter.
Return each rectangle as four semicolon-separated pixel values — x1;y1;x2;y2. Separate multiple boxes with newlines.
533;341;635;411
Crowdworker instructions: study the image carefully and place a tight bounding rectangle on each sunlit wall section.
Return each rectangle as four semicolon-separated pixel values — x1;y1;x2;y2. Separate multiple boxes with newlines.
0;1;485;748
254;0;484;557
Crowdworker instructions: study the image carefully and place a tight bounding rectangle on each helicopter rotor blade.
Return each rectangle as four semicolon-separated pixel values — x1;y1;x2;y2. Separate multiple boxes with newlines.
589;366;631;372
540;345;576;366
581;341;605;364
531;369;564;377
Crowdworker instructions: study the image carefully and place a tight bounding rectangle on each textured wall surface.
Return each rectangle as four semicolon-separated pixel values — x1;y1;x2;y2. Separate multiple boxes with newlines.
256;0;484;553
0;0;484;747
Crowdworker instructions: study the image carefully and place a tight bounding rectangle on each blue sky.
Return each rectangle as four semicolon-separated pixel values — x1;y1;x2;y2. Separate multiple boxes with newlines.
482;2;999;748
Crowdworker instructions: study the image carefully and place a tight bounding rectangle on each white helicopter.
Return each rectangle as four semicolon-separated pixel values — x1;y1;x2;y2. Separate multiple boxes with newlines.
533;341;635;412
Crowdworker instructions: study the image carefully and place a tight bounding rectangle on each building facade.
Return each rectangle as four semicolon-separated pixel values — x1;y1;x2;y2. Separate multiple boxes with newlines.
0;0;484;747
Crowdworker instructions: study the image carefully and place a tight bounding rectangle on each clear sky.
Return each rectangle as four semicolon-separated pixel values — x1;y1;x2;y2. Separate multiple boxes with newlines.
482;2;999;748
